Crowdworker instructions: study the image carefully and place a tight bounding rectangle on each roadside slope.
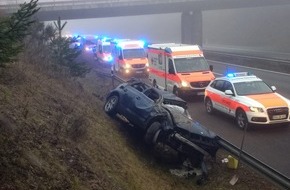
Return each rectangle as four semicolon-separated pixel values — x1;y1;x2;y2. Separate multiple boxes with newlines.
0;60;279;190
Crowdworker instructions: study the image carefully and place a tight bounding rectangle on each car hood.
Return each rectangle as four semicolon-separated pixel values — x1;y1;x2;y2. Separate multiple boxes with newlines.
176;71;214;82
123;58;148;64
244;93;289;108
163;104;216;139
233;93;289;108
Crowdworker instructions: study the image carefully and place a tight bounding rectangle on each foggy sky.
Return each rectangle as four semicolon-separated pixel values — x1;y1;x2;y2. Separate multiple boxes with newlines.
45;4;290;59
55;13;182;43
203;4;290;55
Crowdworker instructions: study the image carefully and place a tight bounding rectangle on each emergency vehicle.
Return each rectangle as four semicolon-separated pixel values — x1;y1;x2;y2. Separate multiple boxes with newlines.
69;35;84;49
204;72;290;129
147;43;215;96
110;39;149;75
95;37;113;64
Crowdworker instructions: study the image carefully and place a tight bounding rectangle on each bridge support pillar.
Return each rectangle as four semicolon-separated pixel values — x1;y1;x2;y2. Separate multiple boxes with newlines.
181;10;202;46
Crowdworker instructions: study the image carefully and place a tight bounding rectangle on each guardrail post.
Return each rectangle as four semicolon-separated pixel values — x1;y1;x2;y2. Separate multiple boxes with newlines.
111;65;115;87
230;123;249;185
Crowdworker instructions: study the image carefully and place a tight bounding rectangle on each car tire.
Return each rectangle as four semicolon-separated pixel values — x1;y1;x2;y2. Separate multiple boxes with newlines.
104;95;119;117
236;109;248;129
205;98;214;114
144;122;162;145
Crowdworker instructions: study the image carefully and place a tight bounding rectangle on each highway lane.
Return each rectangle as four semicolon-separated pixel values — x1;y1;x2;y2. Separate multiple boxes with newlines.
187;60;290;178
83;51;290;178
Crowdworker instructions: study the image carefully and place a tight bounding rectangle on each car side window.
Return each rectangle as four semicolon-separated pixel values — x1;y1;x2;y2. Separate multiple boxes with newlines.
168;59;175;74
210;80;216;88
223;81;234;93
212;80;224;92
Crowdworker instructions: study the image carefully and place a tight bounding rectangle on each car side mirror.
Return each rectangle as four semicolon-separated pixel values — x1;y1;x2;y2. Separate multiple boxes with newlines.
271;86;276;92
209;65;213;71
225;89;234;96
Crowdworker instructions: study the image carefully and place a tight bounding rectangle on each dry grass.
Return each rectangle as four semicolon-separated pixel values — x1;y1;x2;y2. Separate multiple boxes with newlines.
0;58;281;189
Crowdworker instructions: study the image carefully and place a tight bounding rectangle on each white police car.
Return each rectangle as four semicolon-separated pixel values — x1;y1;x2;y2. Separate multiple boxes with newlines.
204;72;290;129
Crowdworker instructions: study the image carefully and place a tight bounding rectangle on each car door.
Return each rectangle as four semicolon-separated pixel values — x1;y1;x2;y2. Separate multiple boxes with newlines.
166;58;175;92
209;80;225;112
220;81;236;116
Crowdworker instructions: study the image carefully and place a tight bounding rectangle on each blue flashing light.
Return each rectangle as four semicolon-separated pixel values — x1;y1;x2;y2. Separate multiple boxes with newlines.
138;40;145;48
227;73;235;78
116;40;145;48
226;72;251;78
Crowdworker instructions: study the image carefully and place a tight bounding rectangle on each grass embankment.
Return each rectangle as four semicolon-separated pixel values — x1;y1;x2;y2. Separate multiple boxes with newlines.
0;59;279;189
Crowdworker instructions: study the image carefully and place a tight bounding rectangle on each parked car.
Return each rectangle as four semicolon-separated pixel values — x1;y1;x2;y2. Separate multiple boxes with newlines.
204;72;290;129
104;78;219;180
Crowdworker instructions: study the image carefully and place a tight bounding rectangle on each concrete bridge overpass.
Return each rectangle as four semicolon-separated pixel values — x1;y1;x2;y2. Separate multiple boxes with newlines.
1;0;290;47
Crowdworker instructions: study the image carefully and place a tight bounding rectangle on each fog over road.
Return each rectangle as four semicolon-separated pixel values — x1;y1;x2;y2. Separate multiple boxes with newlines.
54;4;290;59
203;5;290;60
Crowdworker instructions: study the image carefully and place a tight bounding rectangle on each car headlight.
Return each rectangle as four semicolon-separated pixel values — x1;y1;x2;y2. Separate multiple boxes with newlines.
181;80;188;87
125;63;131;69
249;106;264;113
103;56;112;61
145;62;149;67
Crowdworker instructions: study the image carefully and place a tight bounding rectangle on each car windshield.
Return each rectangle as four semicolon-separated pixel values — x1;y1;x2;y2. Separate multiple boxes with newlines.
123;48;146;59
174;57;209;73
103;45;111;53
234;81;273;95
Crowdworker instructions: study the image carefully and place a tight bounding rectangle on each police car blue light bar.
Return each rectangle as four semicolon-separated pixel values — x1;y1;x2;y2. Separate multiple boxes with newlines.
226;72;251;78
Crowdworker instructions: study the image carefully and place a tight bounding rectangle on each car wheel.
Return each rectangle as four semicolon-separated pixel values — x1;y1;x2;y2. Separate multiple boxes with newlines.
173;86;179;96
236;109;248;129
104;95;119;117
144;122;162;145
205;98;214;114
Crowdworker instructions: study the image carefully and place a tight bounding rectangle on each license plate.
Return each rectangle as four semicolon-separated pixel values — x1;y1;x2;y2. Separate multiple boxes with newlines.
197;92;205;95
272;114;287;120
136;71;143;74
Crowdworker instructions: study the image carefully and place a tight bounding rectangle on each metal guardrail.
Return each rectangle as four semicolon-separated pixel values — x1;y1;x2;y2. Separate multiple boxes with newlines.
218;138;290;189
95;69;290;189
204;49;290;63
204;50;290;74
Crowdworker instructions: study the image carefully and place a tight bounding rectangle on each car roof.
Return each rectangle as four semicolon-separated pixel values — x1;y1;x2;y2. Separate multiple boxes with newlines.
215;72;262;83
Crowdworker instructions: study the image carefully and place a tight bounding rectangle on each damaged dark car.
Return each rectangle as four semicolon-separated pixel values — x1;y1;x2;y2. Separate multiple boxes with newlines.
104;78;220;181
